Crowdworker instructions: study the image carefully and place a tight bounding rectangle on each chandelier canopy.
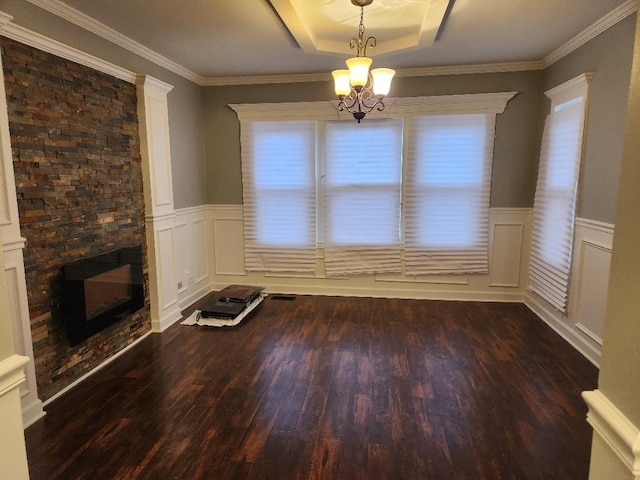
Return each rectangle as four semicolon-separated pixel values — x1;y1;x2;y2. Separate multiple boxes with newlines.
332;0;396;123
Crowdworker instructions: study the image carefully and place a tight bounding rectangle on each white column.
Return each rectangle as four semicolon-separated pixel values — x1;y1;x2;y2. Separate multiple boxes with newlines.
0;238;30;479
136;75;182;332
0;46;45;427
584;9;640;480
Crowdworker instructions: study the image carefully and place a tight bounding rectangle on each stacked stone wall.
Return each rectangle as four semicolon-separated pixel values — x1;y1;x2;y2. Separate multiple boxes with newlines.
1;37;151;400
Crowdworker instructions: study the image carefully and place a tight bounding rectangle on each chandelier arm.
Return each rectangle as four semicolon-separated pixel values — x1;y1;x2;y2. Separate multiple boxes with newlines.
359;88;382;109
359;96;383;112
337;91;359;113
363;36;376;57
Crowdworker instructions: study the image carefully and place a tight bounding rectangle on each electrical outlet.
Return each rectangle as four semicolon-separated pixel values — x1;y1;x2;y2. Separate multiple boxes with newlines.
177;280;183;289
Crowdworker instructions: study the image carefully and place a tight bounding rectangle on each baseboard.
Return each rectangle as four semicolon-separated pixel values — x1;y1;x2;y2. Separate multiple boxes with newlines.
41;331;152;410
524;292;601;367
21;397;45;428
178;282;212;312
150;303;183;333
582;389;640;477
211;281;526;303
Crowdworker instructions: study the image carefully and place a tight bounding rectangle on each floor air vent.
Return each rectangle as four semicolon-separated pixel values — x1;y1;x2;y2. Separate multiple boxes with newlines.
271;295;297;301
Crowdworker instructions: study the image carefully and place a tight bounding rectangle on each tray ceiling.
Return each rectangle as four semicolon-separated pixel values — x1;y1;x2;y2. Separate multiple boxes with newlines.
269;0;452;56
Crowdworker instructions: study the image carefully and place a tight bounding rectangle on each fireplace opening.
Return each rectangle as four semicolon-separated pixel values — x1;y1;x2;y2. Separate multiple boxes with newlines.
63;245;144;345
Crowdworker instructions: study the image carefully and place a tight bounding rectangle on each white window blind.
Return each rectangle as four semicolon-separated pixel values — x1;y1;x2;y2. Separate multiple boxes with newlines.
322;119;404;276
528;75;590;312
404;114;495;274
240;120;317;273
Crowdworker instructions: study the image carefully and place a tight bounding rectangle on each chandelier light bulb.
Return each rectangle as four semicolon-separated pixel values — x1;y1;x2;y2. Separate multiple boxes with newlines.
371;68;396;96
332;70;352;96
346;56;372;88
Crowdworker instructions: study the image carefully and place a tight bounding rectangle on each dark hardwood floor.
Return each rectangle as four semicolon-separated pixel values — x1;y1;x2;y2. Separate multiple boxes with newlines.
25;295;598;479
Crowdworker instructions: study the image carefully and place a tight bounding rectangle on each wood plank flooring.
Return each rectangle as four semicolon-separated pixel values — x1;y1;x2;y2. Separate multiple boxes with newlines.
25;295;598;479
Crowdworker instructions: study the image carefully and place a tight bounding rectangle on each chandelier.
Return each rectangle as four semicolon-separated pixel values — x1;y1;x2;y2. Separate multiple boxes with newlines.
332;0;396;123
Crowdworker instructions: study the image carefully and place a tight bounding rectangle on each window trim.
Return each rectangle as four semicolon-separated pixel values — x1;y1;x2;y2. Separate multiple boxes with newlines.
230;92;517;122
528;72;593;312
231;92;517;275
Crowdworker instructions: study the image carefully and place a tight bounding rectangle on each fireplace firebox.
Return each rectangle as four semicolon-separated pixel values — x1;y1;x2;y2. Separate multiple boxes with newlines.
63;245;144;345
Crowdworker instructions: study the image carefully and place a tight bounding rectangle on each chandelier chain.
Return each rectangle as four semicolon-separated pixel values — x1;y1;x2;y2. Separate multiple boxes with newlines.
349;7;377;57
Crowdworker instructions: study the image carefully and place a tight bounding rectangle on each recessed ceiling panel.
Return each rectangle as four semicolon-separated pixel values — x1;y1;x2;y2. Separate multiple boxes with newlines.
270;0;452;57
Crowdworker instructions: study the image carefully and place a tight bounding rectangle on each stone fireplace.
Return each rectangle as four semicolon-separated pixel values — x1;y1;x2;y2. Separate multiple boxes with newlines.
1;37;151;402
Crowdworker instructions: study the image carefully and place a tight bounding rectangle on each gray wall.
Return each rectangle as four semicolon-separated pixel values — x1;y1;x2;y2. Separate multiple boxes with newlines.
1;0;634;218
543;15;635;224
1;0;207;209
204;71;545;207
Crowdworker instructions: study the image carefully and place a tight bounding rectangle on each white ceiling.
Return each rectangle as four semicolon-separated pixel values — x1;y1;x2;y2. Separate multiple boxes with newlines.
25;0;634;81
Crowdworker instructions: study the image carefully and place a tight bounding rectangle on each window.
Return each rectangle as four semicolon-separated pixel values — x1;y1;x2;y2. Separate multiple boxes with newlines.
231;93;515;276
240;120;317;273
405;114;495;274
528;73;592;312
323;119;403;275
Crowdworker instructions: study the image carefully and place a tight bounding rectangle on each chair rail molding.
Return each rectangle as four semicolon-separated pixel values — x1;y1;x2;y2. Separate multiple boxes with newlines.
583;389;640;479
0;354;30;479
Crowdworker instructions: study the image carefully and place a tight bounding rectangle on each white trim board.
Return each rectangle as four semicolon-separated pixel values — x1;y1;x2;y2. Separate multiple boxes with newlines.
583;389;640;477
0;354;28;398
543;0;638;67
0;12;136;84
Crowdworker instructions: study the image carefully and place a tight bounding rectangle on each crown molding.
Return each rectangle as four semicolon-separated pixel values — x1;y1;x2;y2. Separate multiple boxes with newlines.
397;61;545;78
543;0;638;67
12;0;640;87
135;74;174;94
23;0;204;85
0;11;137;84
203;62;544;87
202;72;330;87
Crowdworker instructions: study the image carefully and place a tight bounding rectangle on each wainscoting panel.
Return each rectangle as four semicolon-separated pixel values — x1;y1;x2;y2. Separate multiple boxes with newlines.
3;247;44;427
490;223;524;288
525;218;614;366
156;225;178;312
192;218;208;283
174;207;211;310
212;210;246;276
205;205;531;302
146;215;182;333
574;241;611;344
174;221;189;294
4;264;26;391
375;273;469;285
